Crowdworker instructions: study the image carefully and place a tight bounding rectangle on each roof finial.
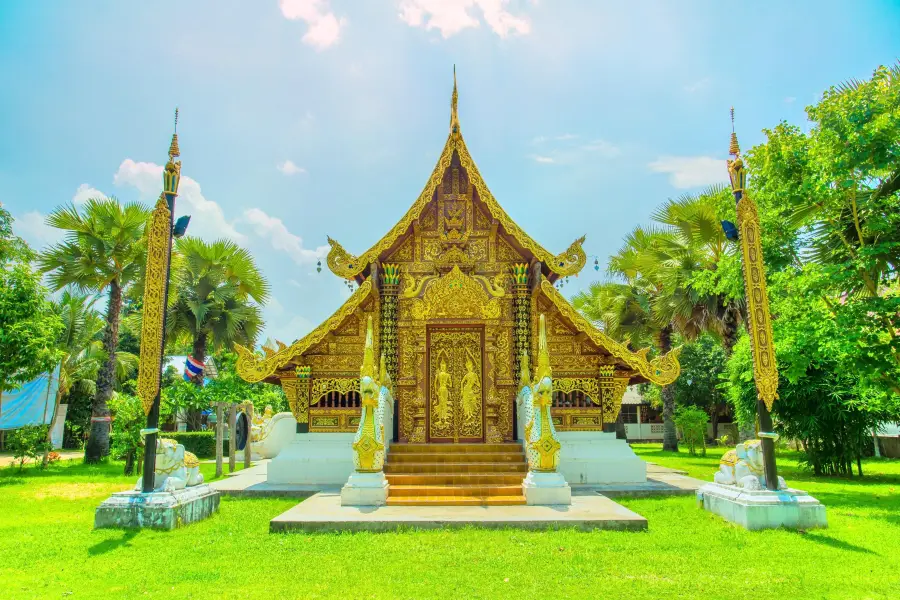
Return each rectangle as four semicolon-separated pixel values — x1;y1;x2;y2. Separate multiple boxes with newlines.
168;107;181;160
450;65;460;134
729;106;740;157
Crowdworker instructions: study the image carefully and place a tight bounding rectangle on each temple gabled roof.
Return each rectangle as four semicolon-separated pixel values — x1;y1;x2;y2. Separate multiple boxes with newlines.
325;70;587;281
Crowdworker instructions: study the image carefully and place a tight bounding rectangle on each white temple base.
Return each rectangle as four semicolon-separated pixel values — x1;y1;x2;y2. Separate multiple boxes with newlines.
557;432;647;484
522;471;572;506
697;482;828;530
267;433;355;485
341;472;389;507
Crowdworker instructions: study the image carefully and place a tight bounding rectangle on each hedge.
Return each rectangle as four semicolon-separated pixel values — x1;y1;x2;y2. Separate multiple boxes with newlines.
161;431;229;459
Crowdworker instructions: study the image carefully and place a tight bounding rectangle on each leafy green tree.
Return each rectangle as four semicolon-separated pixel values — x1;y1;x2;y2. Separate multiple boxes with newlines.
746;63;900;397
109;392;172;476
0;207;63;397
671;335;728;439
725;268;900;475
38;198;150;462
673;406;709;456
166;237;269;428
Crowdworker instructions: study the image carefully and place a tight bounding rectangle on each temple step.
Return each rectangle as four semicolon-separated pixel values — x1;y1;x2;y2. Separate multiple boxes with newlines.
387;451;525;464
386;473;526;485
384;442;528;506
386;495;527;506
389;443;523;454
384;462;528;474
388;484;524;497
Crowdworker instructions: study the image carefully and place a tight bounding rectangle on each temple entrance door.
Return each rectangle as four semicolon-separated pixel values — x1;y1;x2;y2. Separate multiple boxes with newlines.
426;325;485;443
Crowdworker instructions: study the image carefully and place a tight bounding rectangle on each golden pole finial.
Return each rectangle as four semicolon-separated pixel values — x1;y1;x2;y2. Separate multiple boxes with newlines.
729;106;740;157
168;107;181;160
450;64;460;134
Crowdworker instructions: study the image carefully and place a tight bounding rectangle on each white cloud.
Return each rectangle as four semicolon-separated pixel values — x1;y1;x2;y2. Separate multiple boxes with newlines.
277;160;306;175
683;77;711;93
582;139;621;158
279;0;346;50
399;0;530;38
243;207;328;265
648;156;727;189
531;155;555;164
113;159;245;242
11;210;62;250
72;183;108;205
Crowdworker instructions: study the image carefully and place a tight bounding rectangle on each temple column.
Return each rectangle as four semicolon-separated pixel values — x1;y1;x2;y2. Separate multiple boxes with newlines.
597;365;629;432
282;366;311;433
512;263;531;441
380;264;400;441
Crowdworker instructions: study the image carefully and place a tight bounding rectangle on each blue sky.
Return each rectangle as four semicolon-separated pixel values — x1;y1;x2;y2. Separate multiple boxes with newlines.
1;0;898;346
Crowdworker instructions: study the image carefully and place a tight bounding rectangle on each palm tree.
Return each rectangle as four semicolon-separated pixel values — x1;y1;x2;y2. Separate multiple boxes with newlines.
38;198;149;462
167;237;269;428
42;290;138;465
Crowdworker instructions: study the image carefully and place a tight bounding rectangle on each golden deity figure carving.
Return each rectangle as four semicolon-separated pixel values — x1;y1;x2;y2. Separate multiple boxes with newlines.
526;315;562;472
434;360;452;424
460;358;481;423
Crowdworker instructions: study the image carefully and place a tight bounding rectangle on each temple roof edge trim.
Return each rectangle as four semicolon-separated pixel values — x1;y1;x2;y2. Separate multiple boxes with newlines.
235;277;375;383
538;279;681;386
325;132;587;279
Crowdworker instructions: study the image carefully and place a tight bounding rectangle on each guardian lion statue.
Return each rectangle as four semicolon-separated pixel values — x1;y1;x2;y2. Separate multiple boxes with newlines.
136;438;204;492
714;440;786;490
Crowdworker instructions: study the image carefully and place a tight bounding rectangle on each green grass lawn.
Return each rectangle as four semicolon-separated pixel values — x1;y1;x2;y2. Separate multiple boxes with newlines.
1;447;898;600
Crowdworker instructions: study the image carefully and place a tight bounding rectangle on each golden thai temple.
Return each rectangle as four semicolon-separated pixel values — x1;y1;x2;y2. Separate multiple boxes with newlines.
235;70;680;505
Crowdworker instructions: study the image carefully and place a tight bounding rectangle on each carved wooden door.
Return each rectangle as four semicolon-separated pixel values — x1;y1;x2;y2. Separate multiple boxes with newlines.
426;326;484;443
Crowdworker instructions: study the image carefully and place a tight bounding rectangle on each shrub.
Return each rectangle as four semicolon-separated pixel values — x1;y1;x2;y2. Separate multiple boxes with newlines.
674;406;709;456
163;431;230;459
7;425;52;470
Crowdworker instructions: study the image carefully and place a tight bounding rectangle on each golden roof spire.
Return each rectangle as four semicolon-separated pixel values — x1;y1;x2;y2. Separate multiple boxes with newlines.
450;65;460;134
168;107;181;160
729;106;740;157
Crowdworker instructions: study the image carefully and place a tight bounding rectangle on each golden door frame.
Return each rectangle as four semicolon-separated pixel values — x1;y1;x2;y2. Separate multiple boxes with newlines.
425;324;486;443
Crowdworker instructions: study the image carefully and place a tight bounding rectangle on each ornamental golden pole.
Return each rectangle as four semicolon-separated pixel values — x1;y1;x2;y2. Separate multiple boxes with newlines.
726;109;780;491
137;110;182;493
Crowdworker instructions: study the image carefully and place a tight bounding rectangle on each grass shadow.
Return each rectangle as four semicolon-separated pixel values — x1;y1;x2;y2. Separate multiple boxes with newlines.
797;531;879;555
88;530;139;556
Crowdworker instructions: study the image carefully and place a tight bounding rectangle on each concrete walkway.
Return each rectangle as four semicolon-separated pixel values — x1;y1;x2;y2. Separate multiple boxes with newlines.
0;451;83;468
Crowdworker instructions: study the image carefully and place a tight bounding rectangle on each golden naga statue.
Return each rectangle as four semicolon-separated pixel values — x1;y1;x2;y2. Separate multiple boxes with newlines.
351;316;385;472
525;314;562;472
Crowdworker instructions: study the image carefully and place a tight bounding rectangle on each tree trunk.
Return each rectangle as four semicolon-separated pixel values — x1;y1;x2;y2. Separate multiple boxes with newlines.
85;279;123;463
659;325;678;452
186;333;208;431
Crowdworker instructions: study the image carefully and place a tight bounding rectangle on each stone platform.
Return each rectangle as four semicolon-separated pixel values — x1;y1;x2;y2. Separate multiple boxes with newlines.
697;482;828;530
94;484;220;530
270;492;647;532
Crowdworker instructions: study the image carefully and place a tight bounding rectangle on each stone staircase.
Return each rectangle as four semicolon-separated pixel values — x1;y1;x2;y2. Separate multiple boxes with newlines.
384;442;527;506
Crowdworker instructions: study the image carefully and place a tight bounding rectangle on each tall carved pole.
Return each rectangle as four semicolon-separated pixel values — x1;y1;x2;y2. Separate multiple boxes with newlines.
137;111;182;493
727;109;780;491
381;264;400;441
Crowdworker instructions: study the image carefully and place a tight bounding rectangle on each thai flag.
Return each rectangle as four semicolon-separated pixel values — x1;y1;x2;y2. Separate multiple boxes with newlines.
183;355;205;383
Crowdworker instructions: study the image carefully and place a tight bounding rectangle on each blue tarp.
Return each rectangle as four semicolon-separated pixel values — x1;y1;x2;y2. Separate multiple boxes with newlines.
0;364;61;431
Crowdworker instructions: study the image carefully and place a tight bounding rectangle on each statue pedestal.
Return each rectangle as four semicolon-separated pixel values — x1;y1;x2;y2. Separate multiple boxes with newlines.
94;484;220;530
557;432;647;484
340;472;389;507
522;471;572;506
697;482;827;530
268;433;355;485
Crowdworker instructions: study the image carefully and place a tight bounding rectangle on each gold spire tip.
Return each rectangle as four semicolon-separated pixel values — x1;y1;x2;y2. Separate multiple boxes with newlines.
168;107;181;160
728;107;740;157
450;65;460;134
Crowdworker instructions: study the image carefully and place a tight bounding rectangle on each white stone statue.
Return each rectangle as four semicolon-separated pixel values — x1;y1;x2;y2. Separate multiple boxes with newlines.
714;440;786;490
136;438;204;492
